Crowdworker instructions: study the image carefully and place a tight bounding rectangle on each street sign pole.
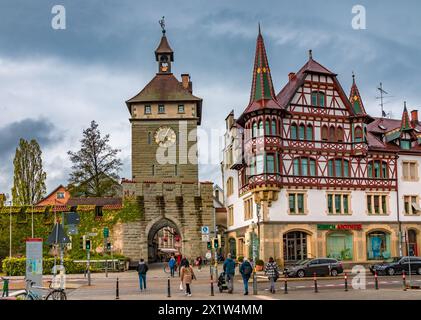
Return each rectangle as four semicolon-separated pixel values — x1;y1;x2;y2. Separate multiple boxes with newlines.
87;249;91;286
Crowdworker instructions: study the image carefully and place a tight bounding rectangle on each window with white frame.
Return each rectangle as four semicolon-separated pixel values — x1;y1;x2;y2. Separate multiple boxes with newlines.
327;193;350;215
367;194;389;215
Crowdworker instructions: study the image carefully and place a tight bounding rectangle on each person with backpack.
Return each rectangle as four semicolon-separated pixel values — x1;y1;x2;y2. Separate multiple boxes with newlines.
168;254;177;277
223;253;236;294
239;257;253;295
264;257;279;294
180;260;196;297
137;258;149;291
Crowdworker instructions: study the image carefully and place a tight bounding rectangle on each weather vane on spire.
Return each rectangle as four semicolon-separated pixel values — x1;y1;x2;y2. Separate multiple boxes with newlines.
159;16;166;34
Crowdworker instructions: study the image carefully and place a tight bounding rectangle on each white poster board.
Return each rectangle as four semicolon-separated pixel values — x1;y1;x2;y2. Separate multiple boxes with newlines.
26;238;43;296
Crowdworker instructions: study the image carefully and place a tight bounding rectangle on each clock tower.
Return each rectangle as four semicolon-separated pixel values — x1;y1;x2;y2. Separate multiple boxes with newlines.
125;23;202;182
119;20;212;264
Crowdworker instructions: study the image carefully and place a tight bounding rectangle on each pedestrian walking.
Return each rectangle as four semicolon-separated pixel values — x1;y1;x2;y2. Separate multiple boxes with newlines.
169;254;177;278
223;253;236;294
180;260;196;297
265;257;279;294
137;258;149;291
239;257;253;295
179;256;188;290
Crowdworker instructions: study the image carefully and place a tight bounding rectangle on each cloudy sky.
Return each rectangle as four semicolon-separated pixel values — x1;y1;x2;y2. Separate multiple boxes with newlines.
1;0;421;195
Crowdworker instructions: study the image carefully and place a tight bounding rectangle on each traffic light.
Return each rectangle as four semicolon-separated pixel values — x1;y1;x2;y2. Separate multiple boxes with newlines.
214;238;219;249
207;241;212;250
106;242;111;251
103;227;109;238
85;239;91;250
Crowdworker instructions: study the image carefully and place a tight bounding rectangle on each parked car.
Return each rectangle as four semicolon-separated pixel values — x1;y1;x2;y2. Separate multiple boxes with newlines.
369;256;421;276
284;258;344;278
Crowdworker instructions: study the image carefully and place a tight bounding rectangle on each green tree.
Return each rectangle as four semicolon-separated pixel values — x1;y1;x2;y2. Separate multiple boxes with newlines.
11;139;47;205
68;120;122;197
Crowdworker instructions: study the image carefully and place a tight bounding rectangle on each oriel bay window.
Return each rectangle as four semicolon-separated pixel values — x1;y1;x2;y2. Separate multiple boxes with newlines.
367;160;389;179
354;126;363;142
291;123;298;139
293;157;316;176
367;194;389;215
288;192;306;215
327;193;350;215
252;122;258;138
250;153;279;175
328;159;350;177
271;118;277;135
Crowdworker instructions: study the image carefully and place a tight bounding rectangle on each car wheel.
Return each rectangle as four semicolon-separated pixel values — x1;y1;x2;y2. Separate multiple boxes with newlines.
331;269;338;277
417;267;421;275
387;268;395;276
297;270;305;278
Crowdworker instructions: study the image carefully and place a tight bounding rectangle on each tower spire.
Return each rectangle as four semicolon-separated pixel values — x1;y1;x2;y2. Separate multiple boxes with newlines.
349;72;366;115
401;101;413;130
155;17;174;73
249;26;277;104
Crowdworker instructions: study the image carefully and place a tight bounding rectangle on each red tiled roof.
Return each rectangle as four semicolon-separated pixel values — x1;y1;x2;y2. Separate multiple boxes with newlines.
67;197;122;207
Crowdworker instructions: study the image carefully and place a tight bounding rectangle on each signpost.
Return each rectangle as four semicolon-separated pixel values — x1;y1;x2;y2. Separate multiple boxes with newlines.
26;238;43;296
103;227;109;278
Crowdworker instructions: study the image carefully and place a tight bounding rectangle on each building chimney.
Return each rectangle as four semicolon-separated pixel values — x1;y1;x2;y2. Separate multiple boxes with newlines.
181;74;190;91
288;72;296;81
411;109;419;126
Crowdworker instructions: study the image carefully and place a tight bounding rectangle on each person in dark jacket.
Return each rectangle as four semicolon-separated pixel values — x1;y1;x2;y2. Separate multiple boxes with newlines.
223;253;236;293
137;259;149;291
239;257;253;295
168;255;177;277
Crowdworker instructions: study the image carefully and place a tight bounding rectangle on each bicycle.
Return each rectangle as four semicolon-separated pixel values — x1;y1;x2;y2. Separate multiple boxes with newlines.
15;279;66;300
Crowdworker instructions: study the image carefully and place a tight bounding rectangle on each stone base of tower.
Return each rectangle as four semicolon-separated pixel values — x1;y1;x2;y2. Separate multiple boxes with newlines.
112;180;213;264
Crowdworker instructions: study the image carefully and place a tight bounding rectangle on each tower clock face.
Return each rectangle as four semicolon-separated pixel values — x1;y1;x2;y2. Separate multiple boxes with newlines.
155;126;176;147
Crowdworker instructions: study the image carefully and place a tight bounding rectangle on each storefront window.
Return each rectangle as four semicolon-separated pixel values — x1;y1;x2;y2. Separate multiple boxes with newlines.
283;231;308;262
229;238;237;259
326;232;353;260
367;231;391;260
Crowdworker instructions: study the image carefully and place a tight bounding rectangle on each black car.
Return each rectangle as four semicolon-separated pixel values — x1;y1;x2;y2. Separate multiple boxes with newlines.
284;258;344;278
369;256;421;276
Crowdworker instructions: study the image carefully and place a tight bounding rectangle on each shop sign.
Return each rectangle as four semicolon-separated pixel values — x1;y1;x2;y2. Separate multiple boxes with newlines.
317;224;362;231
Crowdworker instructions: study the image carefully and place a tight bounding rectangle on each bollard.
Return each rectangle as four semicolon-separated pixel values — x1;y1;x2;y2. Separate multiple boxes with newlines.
374;272;379;290
344;273;348;292
313;273;318;293
167;277;171;298
116;278;119;300
284;274;288;294
210;273;214;296
252;271;257;295
402;271;407;291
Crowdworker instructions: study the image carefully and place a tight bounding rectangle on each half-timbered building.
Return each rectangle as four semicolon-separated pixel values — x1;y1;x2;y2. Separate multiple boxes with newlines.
222;28;421;266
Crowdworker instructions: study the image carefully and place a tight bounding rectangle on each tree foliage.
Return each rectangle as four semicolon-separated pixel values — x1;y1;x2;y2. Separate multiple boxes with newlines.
68;121;122;197
11;138;47;205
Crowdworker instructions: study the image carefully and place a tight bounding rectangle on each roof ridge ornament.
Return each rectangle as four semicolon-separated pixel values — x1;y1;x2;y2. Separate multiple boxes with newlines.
309;49;313;60
159;16;166;35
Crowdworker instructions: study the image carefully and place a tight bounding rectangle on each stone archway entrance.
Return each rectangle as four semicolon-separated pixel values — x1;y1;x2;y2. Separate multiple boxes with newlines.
148;218;182;262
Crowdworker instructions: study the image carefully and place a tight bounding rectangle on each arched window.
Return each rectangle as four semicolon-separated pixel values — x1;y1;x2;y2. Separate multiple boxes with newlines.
258;120;264;136
252;122;257;138
271;118;277;135
311;91;325;107
265;119;271;135
355;126;363;142
368;160;389;179
321;125;328;141
328;158;350;177
336;126;344;142
329;126;336;142
291;123;298;139
306;124;313;141
293;157;317;176
299;124;305;140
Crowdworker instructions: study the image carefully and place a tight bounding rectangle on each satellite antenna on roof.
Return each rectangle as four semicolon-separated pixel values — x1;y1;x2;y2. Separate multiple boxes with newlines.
376;82;395;118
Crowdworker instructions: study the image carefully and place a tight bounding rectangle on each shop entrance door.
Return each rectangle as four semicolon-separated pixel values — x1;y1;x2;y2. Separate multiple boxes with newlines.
283;231;308;263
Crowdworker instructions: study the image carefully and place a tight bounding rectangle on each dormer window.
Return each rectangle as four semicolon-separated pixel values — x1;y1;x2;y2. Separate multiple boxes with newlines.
311;91;325;107
401;140;411;150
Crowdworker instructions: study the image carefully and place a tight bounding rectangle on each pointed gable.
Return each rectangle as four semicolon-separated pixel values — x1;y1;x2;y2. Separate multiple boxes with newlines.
237;26;282;124
349;74;366;115
401;104;413;131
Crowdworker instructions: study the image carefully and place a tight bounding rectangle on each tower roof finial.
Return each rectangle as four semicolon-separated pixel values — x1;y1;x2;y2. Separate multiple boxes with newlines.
352;71;355;84
308;49;313;60
258;22;261;35
159;16;166;34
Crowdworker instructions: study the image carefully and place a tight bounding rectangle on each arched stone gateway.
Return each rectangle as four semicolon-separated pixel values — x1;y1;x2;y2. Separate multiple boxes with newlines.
147;218;182;262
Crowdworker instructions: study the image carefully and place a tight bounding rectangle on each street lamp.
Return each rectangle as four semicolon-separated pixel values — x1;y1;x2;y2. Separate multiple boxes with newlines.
256;203;261;260
251;222;257;295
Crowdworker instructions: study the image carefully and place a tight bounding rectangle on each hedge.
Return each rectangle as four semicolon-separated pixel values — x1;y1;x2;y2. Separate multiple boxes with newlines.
1;257;99;276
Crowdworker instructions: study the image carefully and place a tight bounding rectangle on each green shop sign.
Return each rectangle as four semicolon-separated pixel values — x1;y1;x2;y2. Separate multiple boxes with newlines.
317;224;362;231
